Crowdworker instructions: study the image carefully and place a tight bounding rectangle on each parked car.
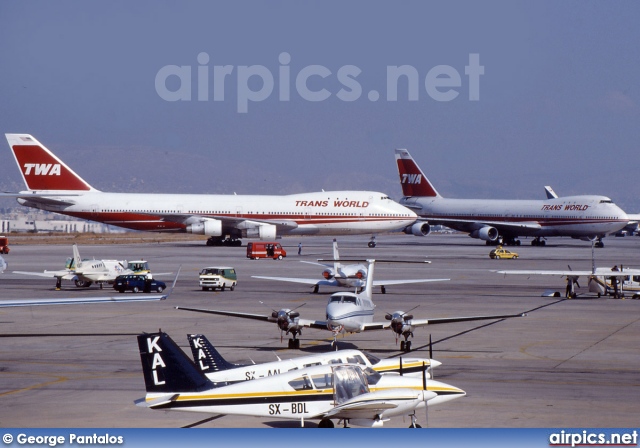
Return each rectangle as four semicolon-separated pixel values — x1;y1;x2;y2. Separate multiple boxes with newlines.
199;267;237;291
489;246;519;259
113;274;166;293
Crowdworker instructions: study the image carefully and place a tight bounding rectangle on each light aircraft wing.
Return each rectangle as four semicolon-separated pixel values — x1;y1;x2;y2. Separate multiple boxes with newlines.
13;270;77;280
0;294;168;308
251;275;338;287
360;312;526;331
175;307;278;322
322;389;434;420
371;278;449;286
494;269;592;277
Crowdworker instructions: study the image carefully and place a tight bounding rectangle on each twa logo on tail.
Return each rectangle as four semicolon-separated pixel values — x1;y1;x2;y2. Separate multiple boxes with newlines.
23;163;61;176
401;173;422;185
6;133;95;191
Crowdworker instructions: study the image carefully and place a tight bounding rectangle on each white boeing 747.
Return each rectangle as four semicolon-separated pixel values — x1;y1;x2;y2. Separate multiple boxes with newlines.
2;134;416;246
395;149;628;247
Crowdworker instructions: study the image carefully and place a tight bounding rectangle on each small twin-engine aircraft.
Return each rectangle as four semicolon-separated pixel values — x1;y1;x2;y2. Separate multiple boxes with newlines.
186;333;441;383
177;260;526;351
253;239;448;294
136;332;465;428
495;264;640;299
13;243;154;290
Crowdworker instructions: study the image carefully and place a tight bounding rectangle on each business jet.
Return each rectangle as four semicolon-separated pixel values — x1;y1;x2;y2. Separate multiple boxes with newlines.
395;149;629;247
137;332;465;428
495;264;640;299
13;243;143;290
187;333;441;383
3;134;417;247
177;260;525;351
253;239;448;293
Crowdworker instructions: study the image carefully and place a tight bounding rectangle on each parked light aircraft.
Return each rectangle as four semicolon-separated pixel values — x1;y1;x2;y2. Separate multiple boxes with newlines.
186;333;441;383
0;269;178;308
495;264;640;299
253;239;448;294
394;149;628;247
177;260;525;351
136;332;465;427
13;243;147;290
3;134;417;247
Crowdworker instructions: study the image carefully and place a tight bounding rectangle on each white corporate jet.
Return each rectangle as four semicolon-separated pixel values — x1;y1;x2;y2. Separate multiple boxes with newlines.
3;134;417;247
253;239;448;294
13;243;139;290
186;333;441;383
177;260;525;351
137;332;465;428
395;149;629;248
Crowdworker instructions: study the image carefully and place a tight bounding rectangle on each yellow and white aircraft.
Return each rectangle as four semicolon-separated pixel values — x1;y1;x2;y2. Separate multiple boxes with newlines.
186;333;441;383
137;332;465;428
178;260;526;351
253;239;448;294
13;243;143;290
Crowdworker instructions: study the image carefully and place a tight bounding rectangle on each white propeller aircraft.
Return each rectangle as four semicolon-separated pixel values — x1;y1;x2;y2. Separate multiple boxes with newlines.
253;239;448;294
395;149;629;248
186;333;441;383
177;260;526;351
3;134;417;248
136;332;465;428
13;243;143;290
495;264;640;299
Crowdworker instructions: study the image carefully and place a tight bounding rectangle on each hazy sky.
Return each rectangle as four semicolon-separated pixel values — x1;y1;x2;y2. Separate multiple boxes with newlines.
1;2;639;211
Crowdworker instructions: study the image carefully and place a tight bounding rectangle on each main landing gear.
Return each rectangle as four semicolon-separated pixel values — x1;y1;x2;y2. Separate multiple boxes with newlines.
288;338;301;349
368;236;377;248
531;237;546;247
400;340;412;352
594;237;604;248
206;237;242;247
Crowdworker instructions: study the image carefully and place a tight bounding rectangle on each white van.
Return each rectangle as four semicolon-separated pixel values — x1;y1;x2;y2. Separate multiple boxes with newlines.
199;267;237;291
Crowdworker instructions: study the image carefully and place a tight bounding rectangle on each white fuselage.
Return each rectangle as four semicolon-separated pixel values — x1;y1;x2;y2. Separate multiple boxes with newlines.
19;190;416;236
401;195;628;238
325;292;376;333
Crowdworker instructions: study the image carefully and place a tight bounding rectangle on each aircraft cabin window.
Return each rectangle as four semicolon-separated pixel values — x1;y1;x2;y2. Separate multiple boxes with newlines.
346;355;366;365
310;373;333;389
363;353;381;365
288;375;313;391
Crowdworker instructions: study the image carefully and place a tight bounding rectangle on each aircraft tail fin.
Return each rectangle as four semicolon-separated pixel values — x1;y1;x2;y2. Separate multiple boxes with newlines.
187;334;246;373
544;186;559;199
72;244;82;270
5;134;96;191
137;332;213;393
394;149;441;198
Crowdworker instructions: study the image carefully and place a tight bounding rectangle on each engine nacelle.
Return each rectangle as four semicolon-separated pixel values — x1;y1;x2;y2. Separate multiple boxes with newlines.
322;269;334;280
470;226;499;242
404;222;431;237
185;219;222;236
244;224;277;240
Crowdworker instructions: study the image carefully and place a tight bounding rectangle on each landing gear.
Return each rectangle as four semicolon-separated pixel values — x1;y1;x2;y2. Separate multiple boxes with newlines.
381;285;386;294
400;340;412;352
368;236;377;248
75;279;92;288
531;237;546;247
503;237;521;246
595;237;604;248
288;338;300;349
206;237;242;247
409;414;422;428
318;419;334;428
312;285;319;294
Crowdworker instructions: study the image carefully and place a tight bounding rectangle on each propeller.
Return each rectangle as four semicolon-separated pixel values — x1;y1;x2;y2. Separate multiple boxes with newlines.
385;306;419;345
260;301;306;342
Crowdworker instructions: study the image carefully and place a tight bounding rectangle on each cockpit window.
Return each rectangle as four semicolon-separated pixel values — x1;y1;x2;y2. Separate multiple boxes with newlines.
329;295;357;304
599;200;613;204
363;352;381;365
361;367;382;386
346;355;366;365
288;375;313;391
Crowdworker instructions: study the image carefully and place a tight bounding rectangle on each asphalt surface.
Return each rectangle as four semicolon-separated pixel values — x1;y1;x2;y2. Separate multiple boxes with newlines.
0;233;638;428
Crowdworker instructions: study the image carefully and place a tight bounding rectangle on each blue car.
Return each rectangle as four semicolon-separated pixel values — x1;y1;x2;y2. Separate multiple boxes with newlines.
113;274;166;293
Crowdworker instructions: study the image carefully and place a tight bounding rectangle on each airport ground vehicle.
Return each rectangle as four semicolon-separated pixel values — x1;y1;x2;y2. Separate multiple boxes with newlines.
246;242;286;260
199;267;237;291
0;236;9;254
113;274;166;293
490;246;519;259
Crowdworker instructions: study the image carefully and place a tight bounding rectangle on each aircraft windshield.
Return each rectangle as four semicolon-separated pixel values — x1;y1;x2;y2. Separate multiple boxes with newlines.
361;366;382;386
333;365;369;404
329;295;357;304
65;257;74;269
363;352;381;365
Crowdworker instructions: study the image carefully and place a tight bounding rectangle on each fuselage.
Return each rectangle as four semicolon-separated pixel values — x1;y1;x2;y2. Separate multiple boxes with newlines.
325;292;376;333
18;190;416;236
401;195;628;238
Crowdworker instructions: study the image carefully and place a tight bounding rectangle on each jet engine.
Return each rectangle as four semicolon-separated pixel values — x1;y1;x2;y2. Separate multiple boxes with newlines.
322;269;334;280
185;218;222;236
404;222;431;237
243;223;277;240
470;226;499;242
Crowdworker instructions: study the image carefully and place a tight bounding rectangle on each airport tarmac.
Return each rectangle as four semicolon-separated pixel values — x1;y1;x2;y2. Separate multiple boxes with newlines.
0;233;639;428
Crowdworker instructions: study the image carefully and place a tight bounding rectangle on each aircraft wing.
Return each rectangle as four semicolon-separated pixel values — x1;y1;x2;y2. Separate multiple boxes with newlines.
297;318;330;331
149;213;300;232
13;270;77;280
298;261;333;268
322;389;433;420
0;293;168;308
361;312;526;331
494;269;592;277
175;307;277;322
371;278;450;286
426;218;542;232
0;192;79;207
252;276;338;287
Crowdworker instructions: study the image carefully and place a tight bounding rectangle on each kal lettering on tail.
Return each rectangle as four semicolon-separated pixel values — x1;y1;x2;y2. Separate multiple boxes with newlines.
6;134;96;191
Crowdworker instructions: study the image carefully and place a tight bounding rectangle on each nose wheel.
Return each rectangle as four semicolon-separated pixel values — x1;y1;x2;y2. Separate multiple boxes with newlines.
368;236;377;248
